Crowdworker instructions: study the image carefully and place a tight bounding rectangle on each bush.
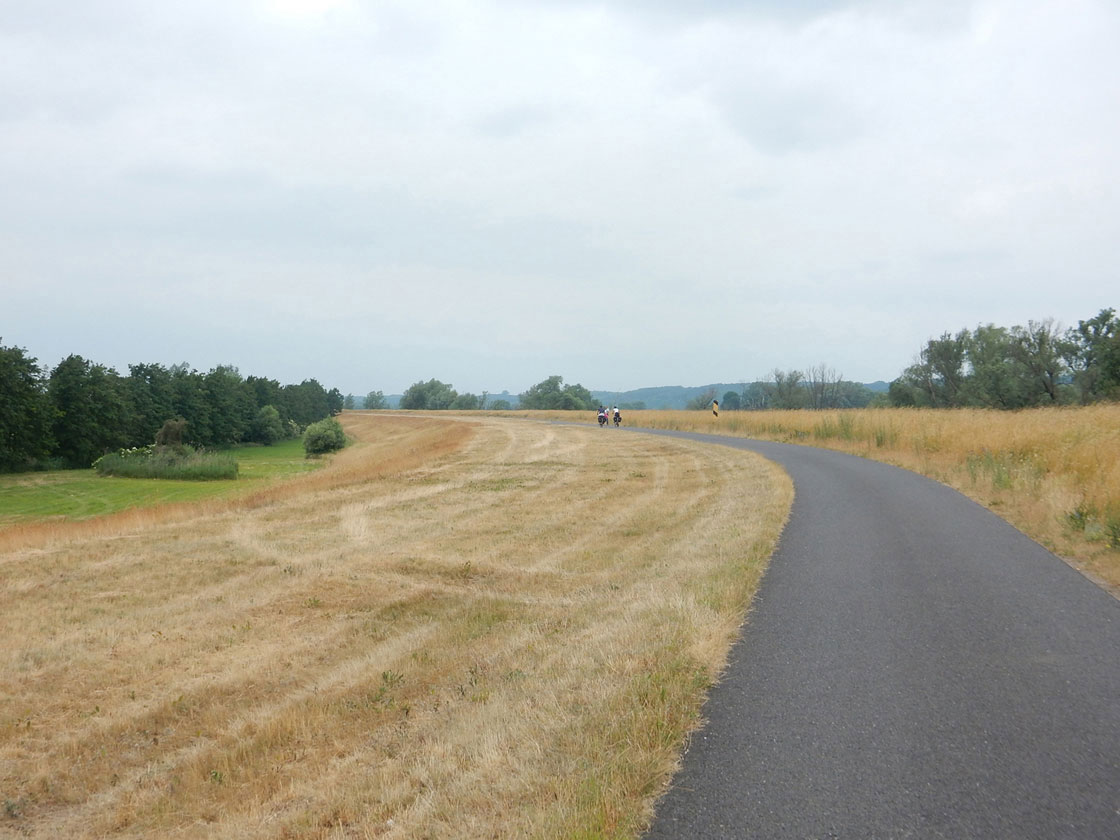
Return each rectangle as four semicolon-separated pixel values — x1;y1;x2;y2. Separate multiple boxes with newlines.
303;418;347;456
93;445;238;480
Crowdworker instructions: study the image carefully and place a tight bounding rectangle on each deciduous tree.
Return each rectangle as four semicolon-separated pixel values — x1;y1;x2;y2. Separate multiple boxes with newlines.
1064;308;1120;403
48;355;129;467
250;405;287;445
400;379;457;410
0;341;53;471
125;362;176;445
519;376;597;410
1011;319;1068;404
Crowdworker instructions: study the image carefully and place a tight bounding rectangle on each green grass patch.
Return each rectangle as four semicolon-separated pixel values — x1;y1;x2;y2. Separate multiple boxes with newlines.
0;438;320;526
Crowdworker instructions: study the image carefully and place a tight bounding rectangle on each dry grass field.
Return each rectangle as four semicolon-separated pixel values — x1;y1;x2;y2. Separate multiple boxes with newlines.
0;413;791;839
514;405;1120;593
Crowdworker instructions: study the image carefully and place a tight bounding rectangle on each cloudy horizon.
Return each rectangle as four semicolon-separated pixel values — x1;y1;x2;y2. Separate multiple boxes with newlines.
2;0;1117;396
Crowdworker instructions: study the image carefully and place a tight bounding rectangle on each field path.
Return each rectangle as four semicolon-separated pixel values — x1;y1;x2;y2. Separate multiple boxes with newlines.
638;430;1120;839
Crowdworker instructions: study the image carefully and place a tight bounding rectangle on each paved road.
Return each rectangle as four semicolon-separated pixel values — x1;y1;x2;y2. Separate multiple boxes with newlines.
636;430;1120;840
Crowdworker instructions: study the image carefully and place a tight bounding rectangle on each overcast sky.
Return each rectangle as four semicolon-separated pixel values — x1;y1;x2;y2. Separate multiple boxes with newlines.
2;0;1117;395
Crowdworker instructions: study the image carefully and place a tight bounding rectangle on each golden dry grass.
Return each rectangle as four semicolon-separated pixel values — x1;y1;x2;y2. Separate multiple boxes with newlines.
0;413;790;839
507;405;1120;593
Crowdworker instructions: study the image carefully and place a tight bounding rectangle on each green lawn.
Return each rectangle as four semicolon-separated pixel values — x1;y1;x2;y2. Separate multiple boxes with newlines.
0;439;320;526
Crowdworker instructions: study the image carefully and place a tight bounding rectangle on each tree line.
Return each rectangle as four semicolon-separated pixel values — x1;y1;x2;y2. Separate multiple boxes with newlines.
384;375;597;411
0;341;344;472
699;308;1120;413
887;308;1120;408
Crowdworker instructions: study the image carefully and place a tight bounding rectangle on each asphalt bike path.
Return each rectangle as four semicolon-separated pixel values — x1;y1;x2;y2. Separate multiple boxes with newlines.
630;429;1120;839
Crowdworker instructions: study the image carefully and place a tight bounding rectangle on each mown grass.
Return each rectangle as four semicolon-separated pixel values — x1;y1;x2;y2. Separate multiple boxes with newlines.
0;414;791;839
0;438;317;526
491;405;1120;593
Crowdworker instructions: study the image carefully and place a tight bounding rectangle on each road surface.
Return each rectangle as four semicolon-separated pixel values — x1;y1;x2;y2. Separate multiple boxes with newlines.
637;429;1120;839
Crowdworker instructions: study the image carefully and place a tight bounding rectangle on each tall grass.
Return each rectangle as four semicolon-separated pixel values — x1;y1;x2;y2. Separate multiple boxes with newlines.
94;446;239;480
506;405;1120;591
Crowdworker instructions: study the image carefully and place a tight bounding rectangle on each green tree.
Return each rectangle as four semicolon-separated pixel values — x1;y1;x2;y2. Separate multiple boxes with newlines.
246;375;286;419
125;362;176;446
281;379;332;426
887;379;923;407
400;379;458;410
250;405;287;445
721;390;742;411
450;392;481;410
768;369;807;410
0;341;54;472
48;355;130;468
741;382;771;410
1011;319;1068;404
1064;308;1120;403
519;376;597;410
959;324;1024;408
343;394;356;410
833;381;877;408
327;387;345;416
170;365;213;446
204;365;255;445
364;390;387;410
896;332;967;408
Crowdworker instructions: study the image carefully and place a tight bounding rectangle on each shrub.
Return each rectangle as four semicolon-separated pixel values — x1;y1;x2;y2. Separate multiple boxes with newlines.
303;418;347;456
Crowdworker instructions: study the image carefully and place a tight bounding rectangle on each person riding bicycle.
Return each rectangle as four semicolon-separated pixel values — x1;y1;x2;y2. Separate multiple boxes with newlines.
612;406;621;426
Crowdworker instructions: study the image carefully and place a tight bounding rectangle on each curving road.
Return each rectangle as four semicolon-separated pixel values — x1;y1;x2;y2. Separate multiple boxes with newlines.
636;430;1120;839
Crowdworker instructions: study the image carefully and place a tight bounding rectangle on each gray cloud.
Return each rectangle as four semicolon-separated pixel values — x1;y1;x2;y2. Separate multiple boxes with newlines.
717;83;865;154
2;0;1117;394
474;103;557;138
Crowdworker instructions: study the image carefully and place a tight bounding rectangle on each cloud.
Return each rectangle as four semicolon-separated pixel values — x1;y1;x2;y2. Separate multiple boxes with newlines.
474;103;557;138
1;0;1117;395
716;82;864;154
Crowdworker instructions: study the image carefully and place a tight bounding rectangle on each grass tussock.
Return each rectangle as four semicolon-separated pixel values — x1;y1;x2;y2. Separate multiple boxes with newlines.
501;405;1120;592
0;413;790;839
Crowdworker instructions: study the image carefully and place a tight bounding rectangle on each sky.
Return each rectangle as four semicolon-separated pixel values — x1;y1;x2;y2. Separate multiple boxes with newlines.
2;0;1117;396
